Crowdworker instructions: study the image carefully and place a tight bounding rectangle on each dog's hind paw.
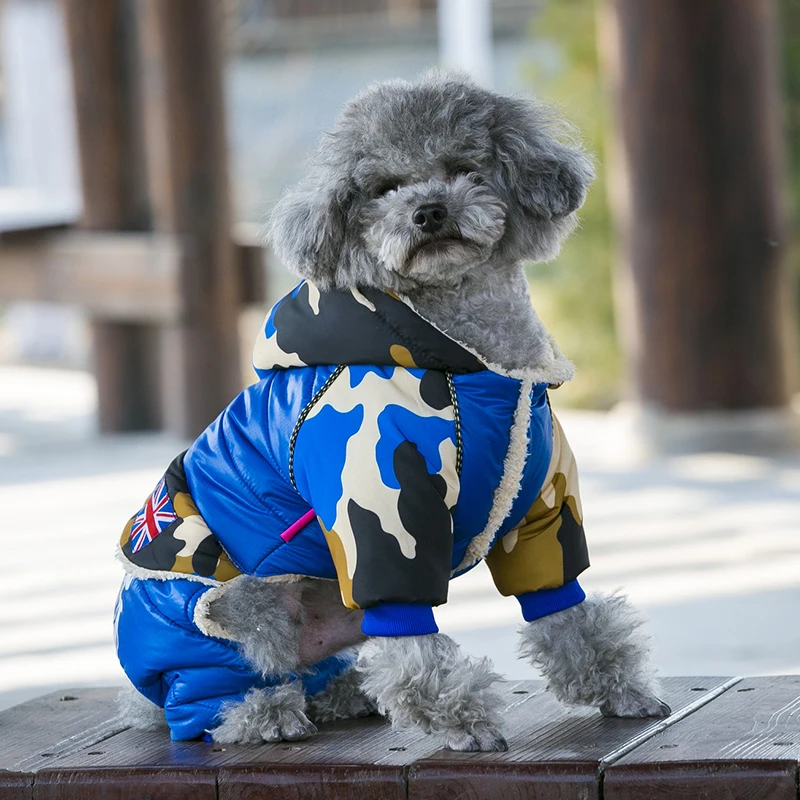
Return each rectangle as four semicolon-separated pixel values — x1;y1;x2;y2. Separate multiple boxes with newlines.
211;683;318;744
444;723;508;752
259;709;318;743
600;693;671;719
307;666;379;723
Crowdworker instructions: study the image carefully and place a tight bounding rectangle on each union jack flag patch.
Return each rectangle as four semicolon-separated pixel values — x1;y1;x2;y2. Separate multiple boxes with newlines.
130;477;179;554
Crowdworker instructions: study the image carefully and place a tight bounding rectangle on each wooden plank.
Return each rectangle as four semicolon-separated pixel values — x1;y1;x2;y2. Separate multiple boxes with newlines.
34;680;475;791
0;689;124;775
601;0;795;411
138;0;242;438
25;679;734;800
0;228;265;310
2;678;770;799
218;765;406;800
407;677;736;800
0;774;31;800
604;676;800;800
32;770;216;800
0;232;180;321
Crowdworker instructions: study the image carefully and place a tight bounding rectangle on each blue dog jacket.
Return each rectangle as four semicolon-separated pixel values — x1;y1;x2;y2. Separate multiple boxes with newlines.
115;281;590;740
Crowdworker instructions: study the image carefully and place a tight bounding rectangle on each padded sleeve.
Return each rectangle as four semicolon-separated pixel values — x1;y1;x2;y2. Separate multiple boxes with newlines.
292;366;460;632
485;411;590;614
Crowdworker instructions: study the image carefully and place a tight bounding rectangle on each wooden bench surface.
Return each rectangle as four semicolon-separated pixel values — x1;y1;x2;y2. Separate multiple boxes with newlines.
1;676;799;799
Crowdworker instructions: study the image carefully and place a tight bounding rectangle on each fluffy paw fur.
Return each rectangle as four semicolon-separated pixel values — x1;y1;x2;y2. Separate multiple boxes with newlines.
118;686;167;730
211;683;318;744
444;721;509;752
357;633;507;751
519;593;670;719
306;664;378;723
600;692;672;718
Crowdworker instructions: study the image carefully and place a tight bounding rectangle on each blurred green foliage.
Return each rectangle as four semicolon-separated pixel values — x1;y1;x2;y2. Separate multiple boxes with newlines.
521;0;620;409
524;0;800;408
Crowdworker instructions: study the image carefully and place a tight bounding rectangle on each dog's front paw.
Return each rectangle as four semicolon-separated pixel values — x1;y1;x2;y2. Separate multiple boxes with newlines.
444;722;508;752
600;692;671;719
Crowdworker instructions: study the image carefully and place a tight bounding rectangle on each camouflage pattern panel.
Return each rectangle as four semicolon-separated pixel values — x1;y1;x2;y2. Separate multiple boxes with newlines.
252;281;486;376
119;452;241;583
485;412;589;597
292;365;459;610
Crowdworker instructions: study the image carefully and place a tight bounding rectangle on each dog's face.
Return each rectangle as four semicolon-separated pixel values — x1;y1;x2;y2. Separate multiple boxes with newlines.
268;73;594;293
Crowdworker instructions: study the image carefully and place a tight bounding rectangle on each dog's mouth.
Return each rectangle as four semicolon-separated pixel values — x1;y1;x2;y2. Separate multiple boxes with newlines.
408;238;465;260
402;236;484;274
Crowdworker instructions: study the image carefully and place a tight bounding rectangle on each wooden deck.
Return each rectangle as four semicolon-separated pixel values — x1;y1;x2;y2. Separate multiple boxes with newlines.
1;677;799;799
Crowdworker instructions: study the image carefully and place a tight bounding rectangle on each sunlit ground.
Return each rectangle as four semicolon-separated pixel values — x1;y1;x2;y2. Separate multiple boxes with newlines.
1;365;799;711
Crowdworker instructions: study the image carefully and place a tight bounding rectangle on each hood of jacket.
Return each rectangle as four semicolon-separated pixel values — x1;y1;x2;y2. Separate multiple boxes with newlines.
252;280;574;385
252;281;488;377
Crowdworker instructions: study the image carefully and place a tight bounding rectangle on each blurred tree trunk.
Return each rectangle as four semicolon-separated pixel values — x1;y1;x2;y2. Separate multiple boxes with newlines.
783;0;800;348
601;0;797;412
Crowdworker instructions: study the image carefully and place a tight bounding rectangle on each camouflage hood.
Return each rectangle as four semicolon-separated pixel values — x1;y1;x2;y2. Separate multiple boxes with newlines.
252;281;488;377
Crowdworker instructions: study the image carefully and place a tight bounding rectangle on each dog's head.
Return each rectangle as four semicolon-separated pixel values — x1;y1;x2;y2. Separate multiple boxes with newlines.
268;72;594;293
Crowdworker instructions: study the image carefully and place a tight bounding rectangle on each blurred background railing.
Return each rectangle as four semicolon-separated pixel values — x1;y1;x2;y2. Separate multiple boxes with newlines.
0;0;798;438
0;0;797;438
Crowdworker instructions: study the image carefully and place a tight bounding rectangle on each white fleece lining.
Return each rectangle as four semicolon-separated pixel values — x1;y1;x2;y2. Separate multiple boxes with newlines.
399;294;575;386
453;376;534;573
193;581;235;639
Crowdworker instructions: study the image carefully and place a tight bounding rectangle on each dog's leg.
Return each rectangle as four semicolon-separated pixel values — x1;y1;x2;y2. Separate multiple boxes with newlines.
306;663;378;723
519;593;671;718
199;575;305;677
201;576;369;742
202;576;366;675
118;686;167;730
357;633;507;751
211;683;317;744
296;580;367;665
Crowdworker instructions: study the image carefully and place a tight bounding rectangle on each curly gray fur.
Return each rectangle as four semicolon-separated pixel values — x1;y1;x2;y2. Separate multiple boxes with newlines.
357;633;507;752
518;593;671;718
206;576;304;676
406;266;560;371
212;683;318;744
306;664;378;724
118;686;167;730
267;70;594;372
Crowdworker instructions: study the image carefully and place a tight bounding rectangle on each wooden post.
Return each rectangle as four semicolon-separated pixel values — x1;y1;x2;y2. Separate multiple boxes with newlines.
137;0;241;437
601;0;796;413
62;0;162;431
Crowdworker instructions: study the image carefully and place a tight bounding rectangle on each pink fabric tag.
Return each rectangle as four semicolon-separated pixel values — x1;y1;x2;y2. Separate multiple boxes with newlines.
280;509;317;543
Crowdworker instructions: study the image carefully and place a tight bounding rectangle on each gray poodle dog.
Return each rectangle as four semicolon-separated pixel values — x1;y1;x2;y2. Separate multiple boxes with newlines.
120;71;668;751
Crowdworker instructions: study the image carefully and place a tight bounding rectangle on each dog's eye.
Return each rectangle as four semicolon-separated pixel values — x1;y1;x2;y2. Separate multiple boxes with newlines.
450;165;483;183
374;180;400;197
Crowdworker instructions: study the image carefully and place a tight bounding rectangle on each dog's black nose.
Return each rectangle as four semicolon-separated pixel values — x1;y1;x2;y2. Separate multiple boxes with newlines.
412;203;448;234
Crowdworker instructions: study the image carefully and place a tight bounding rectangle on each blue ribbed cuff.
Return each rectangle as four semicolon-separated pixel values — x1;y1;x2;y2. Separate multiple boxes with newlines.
361;603;439;636
517;580;586;622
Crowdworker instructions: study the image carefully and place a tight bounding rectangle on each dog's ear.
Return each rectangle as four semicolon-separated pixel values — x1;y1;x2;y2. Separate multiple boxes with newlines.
492;97;595;220
267;177;350;288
